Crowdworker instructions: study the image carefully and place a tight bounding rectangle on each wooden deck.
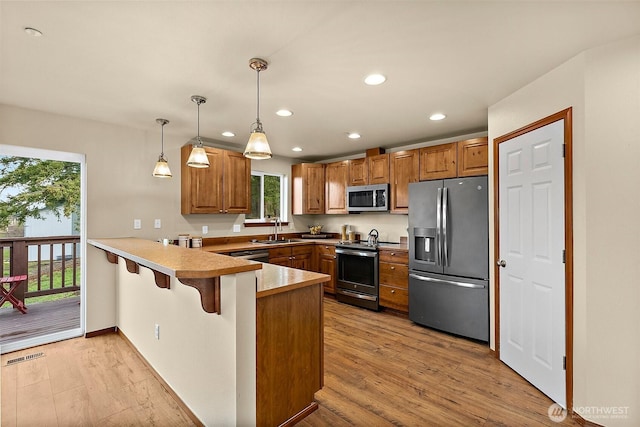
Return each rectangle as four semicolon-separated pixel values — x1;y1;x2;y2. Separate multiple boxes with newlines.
0;297;80;346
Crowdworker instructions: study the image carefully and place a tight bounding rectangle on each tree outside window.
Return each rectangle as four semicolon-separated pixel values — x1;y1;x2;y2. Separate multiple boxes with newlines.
246;172;287;222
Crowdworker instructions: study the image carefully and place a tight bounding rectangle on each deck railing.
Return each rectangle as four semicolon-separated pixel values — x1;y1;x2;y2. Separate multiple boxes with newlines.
0;236;81;305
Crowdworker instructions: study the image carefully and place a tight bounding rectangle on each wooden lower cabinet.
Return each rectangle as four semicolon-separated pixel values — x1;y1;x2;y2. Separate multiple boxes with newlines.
378;248;409;312
291;245;314;270
257;283;324;426
269;245;314;270
315;244;336;294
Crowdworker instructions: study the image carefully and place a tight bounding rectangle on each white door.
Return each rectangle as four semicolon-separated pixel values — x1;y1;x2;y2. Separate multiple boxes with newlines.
498;119;566;406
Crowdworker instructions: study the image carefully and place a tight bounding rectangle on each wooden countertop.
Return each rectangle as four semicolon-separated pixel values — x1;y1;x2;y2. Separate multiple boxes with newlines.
89;237;262;279
202;238;408;253
88;238;329;301
257;263;329;298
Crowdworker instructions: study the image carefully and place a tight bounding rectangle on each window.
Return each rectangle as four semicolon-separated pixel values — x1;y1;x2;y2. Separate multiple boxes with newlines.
245;171;287;223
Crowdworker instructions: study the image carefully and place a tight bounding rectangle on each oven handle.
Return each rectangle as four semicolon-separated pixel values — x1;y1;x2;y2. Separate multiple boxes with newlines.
336;289;378;302
335;248;378;258
409;274;486;289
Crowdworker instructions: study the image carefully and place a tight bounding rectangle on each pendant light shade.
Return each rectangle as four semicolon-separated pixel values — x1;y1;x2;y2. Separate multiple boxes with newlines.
153;118;172;178
187;95;210;168
244;58;272;160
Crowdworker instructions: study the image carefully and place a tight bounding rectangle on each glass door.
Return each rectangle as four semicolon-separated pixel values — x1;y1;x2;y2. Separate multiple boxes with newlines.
0;145;85;354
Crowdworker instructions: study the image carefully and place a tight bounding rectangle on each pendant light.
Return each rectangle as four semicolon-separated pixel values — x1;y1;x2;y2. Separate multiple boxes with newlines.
186;95;210;168
244;58;272;160
152;118;172;178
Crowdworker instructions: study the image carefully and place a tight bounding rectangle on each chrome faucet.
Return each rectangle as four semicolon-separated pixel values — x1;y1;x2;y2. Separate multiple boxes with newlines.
273;217;282;241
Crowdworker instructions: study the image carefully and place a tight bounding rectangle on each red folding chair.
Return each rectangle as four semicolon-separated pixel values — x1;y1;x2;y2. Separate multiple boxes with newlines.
0;275;28;314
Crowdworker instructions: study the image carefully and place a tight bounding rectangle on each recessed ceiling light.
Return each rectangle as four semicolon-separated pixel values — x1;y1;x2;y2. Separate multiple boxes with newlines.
221;131;235;137
276;109;293;117
292;147;303;152
348;133;361;139
429;113;446;121
24;27;43;37
364;74;386;86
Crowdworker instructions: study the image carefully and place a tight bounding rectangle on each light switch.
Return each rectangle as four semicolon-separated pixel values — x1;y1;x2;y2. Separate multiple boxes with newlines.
202;225;208;235
233;224;241;233
154;219;161;229
134;219;141;230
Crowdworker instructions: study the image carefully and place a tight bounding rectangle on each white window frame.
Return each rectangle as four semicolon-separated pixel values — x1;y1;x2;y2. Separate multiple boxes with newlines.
245;171;288;223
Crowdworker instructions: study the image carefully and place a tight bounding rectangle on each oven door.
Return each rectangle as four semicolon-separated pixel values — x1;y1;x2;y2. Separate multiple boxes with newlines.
335;247;379;310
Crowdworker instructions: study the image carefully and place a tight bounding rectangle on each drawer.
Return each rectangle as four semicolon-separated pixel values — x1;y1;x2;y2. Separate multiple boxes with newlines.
292;244;314;256
269;247;290;258
379;249;408;264
379;285;408;312
379;262;408;288
316;244;335;256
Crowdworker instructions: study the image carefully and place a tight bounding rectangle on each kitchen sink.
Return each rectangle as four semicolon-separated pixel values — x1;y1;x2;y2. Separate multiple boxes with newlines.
251;239;302;244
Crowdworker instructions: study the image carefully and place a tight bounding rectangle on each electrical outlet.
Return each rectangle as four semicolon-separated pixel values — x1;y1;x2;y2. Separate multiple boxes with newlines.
154;324;160;340
202;225;208;235
233;224;241;233
154;219;161;229
134;219;142;229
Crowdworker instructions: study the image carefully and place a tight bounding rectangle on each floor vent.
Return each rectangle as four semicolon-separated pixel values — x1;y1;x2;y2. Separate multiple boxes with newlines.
5;352;45;366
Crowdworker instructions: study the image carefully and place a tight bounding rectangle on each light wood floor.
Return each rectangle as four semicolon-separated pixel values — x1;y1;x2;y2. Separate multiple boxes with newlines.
1;332;195;426
2;297;578;426
301;298;578;426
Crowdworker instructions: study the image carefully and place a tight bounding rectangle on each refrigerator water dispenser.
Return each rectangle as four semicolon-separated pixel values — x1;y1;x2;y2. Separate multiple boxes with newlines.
413;227;436;264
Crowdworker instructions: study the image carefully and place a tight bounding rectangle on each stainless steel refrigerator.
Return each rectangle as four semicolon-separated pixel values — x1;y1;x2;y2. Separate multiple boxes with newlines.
408;176;489;341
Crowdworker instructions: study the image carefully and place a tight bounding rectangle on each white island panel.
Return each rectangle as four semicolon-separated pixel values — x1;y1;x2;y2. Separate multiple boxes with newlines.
116;262;256;426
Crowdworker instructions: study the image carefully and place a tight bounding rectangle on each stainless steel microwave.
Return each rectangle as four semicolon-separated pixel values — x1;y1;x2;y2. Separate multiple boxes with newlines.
346;184;389;212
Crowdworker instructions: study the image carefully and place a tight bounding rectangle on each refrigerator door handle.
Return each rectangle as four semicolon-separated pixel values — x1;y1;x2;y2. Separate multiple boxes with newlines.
442;187;449;266
436;187;442;266
409;273;485;289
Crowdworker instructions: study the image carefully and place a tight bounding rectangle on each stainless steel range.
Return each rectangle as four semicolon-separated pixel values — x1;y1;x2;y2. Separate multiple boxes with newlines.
335;241;379;311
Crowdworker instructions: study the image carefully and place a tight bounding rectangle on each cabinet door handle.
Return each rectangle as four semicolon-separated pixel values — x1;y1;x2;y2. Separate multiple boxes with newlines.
391;289;396;294
391;252;396;256
219;210;223;213
390;266;395;270
333;256;336;259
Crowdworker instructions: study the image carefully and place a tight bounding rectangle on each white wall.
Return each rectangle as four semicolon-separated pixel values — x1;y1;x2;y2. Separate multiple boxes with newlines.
112;252;256;425
0;105;299;332
489;35;640;426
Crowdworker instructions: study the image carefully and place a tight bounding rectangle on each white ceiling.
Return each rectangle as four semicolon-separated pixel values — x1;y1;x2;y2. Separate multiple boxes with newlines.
2;1;640;161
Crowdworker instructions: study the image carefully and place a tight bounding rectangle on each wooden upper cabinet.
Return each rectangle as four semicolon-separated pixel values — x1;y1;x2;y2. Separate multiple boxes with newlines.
223;150;252;213
457;137;489;177
181;145;250;214
325;160;348;214
292;163;325;215
349;154;389;186
389;149;419;214
368;153;390;184
419;142;457;180
348;158;368;186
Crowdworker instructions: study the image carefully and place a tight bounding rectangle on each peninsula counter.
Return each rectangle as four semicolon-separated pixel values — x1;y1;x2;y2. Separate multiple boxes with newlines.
88;237;329;427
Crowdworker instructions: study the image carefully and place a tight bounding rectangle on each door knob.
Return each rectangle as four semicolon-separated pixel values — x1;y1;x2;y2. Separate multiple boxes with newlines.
497;259;507;268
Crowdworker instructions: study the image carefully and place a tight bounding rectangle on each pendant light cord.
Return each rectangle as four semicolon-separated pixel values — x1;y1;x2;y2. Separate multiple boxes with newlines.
256;68;261;125
161;123;165;156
